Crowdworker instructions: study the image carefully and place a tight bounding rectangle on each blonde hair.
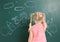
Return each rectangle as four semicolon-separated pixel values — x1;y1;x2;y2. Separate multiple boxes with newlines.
30;12;45;23
28;12;47;32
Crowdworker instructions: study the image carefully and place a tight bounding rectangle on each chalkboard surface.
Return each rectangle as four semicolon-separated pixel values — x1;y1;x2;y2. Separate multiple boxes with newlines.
0;0;60;42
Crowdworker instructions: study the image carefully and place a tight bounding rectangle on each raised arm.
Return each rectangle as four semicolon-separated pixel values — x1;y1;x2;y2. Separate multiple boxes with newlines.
42;14;47;31
28;14;33;42
42;21;47;31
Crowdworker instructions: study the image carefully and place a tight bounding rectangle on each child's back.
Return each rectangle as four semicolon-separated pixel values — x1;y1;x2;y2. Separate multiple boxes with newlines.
31;23;47;42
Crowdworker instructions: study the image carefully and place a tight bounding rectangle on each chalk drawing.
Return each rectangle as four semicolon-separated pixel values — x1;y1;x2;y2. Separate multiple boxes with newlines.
19;12;28;19
14;6;25;11
6;21;16;35
47;18;54;25
11;16;20;25
3;2;14;9
24;1;34;8
47;24;57;37
1;12;28;36
6;21;16;32
46;30;52;37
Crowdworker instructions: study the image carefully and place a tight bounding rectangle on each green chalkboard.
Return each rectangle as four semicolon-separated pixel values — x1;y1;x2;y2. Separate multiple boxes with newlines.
0;0;60;42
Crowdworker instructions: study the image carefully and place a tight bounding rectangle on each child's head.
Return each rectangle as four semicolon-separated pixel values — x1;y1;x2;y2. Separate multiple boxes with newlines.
31;12;45;24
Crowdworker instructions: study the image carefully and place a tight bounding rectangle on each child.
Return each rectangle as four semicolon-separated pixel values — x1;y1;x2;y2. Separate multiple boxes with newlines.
28;12;47;42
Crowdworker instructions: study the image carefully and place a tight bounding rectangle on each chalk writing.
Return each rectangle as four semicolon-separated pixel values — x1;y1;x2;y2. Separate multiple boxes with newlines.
3;2;14;9
14;6;25;11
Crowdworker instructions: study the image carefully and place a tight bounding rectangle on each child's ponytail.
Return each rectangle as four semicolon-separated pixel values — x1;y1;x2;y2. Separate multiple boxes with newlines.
28;13;34;32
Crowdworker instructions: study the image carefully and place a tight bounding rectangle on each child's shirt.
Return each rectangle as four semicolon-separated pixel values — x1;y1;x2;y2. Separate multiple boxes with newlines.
31;23;47;42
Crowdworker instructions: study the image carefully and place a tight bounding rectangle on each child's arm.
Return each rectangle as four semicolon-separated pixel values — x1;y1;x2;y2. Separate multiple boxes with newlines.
28;14;34;42
42;15;47;31
42;21;47;31
28;23;33;42
28;30;33;42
